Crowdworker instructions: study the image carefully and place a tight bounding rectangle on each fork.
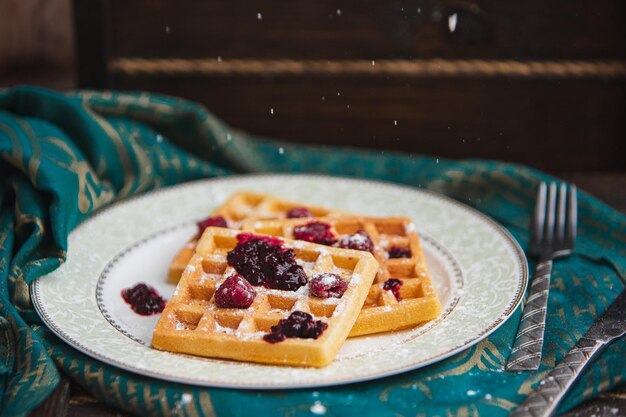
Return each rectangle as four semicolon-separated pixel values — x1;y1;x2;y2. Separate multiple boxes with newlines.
506;181;578;372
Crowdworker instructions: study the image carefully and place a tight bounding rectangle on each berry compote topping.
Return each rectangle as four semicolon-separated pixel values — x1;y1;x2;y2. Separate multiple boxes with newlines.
337;230;374;252
197;215;228;238
286;207;313;218
227;233;307;291
215;274;256;308
383;278;403;301
293;221;337;245
121;283;167;315
263;311;328;343
309;273;348;298
235;232;283;246
388;246;411;258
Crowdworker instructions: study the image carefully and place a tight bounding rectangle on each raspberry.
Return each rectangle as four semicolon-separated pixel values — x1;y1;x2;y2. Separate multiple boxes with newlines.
214;274;256;308
309;273;348;298
293;221;336;245
197;215;228;238
337;230;374;252
388;246;411;258
121;283;166;315
383;278;403;301
286;207;313;218
263;311;328;343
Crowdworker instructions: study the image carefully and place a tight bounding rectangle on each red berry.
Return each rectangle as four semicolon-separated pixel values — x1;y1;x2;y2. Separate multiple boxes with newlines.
293;221;336;245
263;311;328;343
227;234;307;291
197;215;228;238
214;274;256;308
383;278;403;301
309;273;348;298
121;283;166;315
286;207;313;218
388;246;411;258
337;230;374;252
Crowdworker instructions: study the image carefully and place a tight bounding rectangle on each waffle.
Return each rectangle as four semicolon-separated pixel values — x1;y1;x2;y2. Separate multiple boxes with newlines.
153;227;378;367
243;216;442;336
167;192;346;283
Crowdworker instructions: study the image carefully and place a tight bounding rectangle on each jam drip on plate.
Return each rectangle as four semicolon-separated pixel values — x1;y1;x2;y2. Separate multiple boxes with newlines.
121;283;167;315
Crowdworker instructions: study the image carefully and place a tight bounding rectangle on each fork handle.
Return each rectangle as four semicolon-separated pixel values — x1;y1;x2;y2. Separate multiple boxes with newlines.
509;337;606;417
506;259;553;371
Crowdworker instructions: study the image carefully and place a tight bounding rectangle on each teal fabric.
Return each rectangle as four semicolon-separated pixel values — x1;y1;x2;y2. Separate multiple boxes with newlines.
0;86;624;417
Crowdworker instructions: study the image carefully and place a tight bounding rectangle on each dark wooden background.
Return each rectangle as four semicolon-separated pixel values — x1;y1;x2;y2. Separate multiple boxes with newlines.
76;0;626;174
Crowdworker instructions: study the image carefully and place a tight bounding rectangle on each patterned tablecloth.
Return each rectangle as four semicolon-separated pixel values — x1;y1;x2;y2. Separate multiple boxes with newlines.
0;86;624;417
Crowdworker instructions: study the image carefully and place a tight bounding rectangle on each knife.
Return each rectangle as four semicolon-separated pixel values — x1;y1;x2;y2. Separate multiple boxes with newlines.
510;289;626;417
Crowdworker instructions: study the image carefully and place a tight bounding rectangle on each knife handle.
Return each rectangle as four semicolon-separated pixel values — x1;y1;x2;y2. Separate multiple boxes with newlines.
506;259;553;371
509;337;606;417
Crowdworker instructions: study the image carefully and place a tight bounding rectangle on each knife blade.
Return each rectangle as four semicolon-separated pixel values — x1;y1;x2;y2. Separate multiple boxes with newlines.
510;289;626;417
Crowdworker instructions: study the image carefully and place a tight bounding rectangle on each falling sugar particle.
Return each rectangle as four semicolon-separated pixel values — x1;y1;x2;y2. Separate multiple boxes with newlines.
310;401;326;415
165;26;171;33
217;56;222;62
436;158;439;163
226;133;232;141
371;60;376;66
321;96;326;101
466;390;478;396
448;13;458;32
485;394;493;400
336;9;341;15
270;108;274;114
257;13;262;20
278;147;284;155
394;120;398;126
337;92;340;96
417;7;421;13
156;134;164;143
346;104;350;109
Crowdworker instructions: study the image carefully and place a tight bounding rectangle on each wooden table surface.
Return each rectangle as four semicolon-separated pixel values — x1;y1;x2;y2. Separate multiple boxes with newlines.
25;173;626;417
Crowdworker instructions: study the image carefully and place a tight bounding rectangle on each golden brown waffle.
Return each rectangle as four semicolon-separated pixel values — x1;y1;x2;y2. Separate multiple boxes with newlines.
153;227;378;367
167;192;347;283
243;216;442;336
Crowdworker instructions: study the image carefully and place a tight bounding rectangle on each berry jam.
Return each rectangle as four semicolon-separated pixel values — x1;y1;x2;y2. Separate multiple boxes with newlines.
197;215;228;238
263;311;328;343
383;278;403;301
293;221;336;245
286;207;313;218
121;283;166;315
388;246;411;258
227;233;307;291
309;273;348;298
337;230;374;252
214;274;256;308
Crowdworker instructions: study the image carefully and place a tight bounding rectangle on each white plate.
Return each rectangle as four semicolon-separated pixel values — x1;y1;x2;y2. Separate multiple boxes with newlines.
32;174;527;389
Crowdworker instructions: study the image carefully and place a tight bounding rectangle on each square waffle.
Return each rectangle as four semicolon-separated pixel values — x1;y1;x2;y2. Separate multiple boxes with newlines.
167;192;347;283
243;216;442;336
153;227;378;367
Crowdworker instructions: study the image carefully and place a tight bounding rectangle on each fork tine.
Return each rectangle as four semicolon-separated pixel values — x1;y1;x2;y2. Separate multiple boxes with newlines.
543;182;558;252
555;183;567;248
530;182;548;251
566;184;578;248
